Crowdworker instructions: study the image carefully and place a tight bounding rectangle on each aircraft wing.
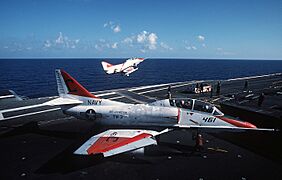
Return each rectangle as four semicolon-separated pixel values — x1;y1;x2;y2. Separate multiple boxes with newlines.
106;67;122;74
116;90;156;103
123;67;138;76
74;129;169;157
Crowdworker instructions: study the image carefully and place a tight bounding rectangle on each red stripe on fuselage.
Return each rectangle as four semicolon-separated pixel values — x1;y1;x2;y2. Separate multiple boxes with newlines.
177;108;180;123
60;70;99;98
217;116;257;128
87;133;152;155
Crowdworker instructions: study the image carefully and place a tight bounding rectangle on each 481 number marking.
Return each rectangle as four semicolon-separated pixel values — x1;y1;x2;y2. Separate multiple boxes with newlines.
202;117;216;123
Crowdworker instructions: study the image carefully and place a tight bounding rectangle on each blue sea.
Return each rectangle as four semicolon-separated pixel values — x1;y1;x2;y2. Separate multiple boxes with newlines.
0;59;281;98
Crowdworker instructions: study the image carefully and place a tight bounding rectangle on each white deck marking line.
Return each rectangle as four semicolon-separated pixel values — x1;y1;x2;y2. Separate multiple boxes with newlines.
0;104;46;114
97;83;184;99
108;81;201;101
38;96;58;100
95;92;116;97
0;95;15;99
90;81;193;95
128;82;183;92
108;96;124;100
211;98;221;102
227;73;281;81
138;82;199;95
91;73;280;96
0;108;61;121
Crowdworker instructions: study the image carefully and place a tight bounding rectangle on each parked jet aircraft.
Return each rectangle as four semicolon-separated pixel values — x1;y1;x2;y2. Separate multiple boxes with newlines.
45;69;273;158
101;57;145;76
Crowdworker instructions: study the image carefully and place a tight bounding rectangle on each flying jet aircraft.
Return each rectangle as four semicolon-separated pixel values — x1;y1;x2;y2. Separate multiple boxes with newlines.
45;69;273;158
101;57;145;76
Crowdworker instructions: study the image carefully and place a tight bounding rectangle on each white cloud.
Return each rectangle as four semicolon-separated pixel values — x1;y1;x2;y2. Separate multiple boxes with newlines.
137;31;148;43
197;35;205;41
160;42;173;50
111;42;118;49
94;39;119;51
123;37;134;44
147;33;158;50
202;43;206;47
137;31;158;50
216;47;235;55
99;39;106;43
123;31;159;51
113;25;121;33
55;32;64;44
43;32;80;50
184;40;197;51
185;45;197;50
185;46;191;50
140;49;146;53
44;40;51;48
104;21;121;33
103;21;113;28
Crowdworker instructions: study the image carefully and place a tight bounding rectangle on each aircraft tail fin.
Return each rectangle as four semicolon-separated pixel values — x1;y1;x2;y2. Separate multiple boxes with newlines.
55;69;98;98
101;61;113;71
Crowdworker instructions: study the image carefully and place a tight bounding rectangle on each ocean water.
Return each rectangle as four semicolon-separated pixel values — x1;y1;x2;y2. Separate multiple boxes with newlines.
0;59;281;98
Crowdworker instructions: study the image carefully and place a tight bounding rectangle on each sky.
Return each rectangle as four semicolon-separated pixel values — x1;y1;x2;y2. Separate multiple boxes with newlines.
0;0;281;59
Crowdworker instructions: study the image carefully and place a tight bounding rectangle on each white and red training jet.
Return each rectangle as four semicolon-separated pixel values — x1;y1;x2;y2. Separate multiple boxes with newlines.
101;57;145;76
46;69;273;158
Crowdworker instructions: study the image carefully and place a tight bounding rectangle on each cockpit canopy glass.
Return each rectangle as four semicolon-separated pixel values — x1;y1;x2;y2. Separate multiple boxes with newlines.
170;99;193;109
193;100;213;113
169;98;223;116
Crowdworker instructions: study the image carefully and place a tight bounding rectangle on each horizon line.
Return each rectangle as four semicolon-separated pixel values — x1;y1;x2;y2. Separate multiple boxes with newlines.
0;57;281;61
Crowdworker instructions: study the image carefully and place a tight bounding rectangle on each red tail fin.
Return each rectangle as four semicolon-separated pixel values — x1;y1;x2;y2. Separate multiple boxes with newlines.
60;70;99;98
101;61;113;70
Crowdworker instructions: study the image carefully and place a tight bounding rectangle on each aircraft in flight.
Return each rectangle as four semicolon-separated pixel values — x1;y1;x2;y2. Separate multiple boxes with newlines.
101;57;145;76
45;69;273;158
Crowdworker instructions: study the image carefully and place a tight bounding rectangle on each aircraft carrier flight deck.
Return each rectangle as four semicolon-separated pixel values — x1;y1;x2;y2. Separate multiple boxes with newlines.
0;73;281;180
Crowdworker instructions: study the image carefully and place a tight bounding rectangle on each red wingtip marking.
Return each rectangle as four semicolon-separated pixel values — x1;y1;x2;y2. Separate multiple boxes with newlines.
60;70;99;98
218;116;257;128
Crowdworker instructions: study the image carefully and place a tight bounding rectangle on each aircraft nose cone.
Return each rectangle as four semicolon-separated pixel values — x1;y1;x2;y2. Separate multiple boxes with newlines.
218;116;257;129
